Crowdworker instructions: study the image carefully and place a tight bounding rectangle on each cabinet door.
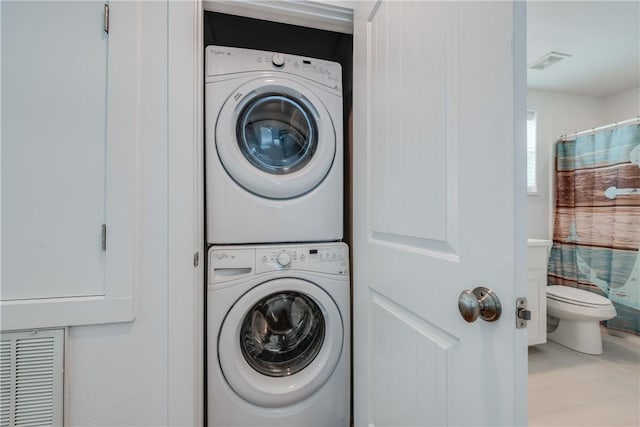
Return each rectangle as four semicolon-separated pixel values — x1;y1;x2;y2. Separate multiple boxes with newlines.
528;271;547;345
528;244;550;345
2;1;108;300
1;1;136;328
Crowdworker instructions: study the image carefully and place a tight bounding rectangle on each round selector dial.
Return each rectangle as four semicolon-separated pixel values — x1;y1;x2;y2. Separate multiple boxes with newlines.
272;53;285;67
276;251;292;267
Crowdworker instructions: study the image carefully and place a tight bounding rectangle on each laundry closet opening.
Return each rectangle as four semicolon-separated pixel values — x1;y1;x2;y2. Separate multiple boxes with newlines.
203;10;354;426
203;11;354;247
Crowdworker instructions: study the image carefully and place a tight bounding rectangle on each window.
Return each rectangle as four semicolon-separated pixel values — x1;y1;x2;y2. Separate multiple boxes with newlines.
527;111;537;193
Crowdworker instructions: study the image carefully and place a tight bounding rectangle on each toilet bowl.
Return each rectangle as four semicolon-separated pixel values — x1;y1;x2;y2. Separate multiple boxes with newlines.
546;285;617;355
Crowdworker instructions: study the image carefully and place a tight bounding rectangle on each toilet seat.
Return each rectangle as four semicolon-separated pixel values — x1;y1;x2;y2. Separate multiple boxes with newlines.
547;285;611;308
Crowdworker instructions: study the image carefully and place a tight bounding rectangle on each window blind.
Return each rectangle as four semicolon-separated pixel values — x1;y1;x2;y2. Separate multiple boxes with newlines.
527;111;537;193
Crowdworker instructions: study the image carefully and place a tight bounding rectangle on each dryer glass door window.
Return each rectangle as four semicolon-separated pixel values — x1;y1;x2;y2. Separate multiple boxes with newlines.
237;95;317;175
240;291;325;377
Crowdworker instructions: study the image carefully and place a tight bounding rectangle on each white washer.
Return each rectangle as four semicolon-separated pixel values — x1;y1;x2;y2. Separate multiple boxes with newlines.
205;45;343;244
207;243;350;427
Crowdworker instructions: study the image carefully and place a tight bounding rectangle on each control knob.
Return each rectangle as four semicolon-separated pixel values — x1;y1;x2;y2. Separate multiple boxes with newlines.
272;53;285;67
276;251;291;267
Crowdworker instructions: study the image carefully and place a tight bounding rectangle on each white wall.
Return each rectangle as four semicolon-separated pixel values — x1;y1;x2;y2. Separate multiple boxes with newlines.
526;89;604;239
66;6;169;424
602;86;640;123
63;2;204;424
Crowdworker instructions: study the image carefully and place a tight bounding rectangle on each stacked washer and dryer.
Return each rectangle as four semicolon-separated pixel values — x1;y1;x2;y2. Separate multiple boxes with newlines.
204;45;349;426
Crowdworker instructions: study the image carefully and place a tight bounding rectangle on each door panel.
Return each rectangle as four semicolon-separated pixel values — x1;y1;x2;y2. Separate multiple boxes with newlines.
369;291;457;426
370;0;453;249
1;1;107;300
353;1;527;426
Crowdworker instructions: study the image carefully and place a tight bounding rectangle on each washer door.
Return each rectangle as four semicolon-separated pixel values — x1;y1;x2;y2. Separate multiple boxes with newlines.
216;77;336;199
218;278;343;408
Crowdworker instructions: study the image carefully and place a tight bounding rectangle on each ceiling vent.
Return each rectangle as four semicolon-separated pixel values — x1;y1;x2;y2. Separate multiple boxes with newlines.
528;51;572;70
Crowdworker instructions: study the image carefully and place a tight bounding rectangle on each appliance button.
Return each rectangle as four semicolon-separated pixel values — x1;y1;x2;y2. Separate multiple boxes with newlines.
276;251;291;267
272;53;285;67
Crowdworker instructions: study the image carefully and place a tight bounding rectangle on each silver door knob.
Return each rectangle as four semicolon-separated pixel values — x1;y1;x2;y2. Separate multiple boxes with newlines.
458;286;501;322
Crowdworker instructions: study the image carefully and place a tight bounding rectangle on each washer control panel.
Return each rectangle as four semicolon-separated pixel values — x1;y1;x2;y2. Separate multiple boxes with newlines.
209;243;349;284
256;245;348;276
205;45;342;92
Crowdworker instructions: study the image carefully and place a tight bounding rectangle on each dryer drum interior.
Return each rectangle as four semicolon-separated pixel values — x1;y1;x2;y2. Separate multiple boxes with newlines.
240;291;326;377
236;94;318;175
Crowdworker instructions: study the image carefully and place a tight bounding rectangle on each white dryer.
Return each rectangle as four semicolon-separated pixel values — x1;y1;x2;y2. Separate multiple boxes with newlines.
205;45;343;244
207;243;350;427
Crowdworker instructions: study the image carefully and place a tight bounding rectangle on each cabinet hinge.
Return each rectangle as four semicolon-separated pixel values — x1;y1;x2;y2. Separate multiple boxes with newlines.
516;297;531;329
193;251;200;268
103;4;110;34
101;224;107;251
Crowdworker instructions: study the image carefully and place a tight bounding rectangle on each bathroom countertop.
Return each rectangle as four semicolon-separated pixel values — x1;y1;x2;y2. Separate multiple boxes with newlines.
528;238;552;248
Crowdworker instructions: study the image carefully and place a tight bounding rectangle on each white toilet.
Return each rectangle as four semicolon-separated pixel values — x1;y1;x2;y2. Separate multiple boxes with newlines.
546;285;617;355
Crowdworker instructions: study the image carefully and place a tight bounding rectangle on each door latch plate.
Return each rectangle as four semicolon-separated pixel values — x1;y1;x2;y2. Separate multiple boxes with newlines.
516;297;530;329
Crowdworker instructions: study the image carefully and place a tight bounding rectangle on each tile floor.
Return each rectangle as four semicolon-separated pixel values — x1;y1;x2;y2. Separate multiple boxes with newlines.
529;328;640;427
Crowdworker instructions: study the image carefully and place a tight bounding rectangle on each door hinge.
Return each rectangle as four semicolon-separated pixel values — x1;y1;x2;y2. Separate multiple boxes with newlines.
103;4;110;34
516;297;531;329
101;224;107;251
193;251;200;268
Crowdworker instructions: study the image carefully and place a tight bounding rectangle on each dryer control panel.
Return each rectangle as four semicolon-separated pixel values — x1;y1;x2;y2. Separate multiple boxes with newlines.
206;45;342;92
209;243;349;284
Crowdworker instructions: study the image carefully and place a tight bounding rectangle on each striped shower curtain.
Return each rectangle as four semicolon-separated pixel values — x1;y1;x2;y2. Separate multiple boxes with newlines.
548;123;640;335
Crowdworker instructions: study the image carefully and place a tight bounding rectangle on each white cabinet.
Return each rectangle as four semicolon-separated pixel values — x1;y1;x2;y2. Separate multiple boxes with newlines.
528;239;552;345
2;1;108;300
1;2;138;329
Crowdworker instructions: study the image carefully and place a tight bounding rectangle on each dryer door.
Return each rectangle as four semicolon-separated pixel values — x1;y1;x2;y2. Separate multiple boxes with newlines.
216;77;337;199
218;278;343;407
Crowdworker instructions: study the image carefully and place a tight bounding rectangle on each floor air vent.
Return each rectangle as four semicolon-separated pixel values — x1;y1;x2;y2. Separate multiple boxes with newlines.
0;329;63;427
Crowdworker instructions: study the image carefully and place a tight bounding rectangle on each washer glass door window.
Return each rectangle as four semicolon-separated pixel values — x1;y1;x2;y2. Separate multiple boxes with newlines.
240;291;325;377
218;278;343;407
237;94;317;175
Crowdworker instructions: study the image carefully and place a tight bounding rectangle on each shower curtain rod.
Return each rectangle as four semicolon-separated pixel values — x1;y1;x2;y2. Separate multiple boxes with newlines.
559;116;640;141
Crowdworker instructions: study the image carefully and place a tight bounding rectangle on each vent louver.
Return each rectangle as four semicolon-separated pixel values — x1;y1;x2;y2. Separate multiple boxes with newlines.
1;340;10;427
0;330;63;427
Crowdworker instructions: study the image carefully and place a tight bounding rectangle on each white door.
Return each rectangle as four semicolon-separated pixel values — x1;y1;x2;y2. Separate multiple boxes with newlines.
2;1;108;300
2;1;137;329
352;1;528;426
